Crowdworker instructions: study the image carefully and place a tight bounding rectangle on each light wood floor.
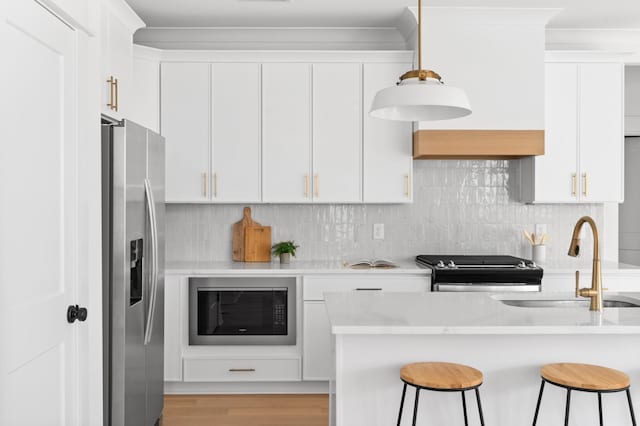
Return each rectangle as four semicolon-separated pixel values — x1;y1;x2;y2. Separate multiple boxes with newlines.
163;394;329;426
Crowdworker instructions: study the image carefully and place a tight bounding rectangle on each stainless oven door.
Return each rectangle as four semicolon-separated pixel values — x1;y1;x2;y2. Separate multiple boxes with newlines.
433;283;541;292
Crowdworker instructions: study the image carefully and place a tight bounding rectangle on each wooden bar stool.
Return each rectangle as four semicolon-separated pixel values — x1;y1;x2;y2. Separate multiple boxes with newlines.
397;362;485;426
532;362;637;426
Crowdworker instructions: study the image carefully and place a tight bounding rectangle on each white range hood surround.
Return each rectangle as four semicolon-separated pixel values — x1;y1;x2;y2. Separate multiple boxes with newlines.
399;7;560;131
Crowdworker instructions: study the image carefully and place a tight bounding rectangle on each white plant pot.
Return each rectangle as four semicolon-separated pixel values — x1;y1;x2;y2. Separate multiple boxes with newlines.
279;253;291;264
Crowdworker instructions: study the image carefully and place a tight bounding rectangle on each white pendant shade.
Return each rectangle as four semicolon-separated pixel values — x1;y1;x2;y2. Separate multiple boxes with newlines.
370;77;472;122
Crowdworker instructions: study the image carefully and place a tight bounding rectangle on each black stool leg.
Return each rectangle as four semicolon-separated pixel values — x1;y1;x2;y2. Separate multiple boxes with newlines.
397;383;407;426
461;391;468;426
533;380;545;426
564;389;572;426
598;392;603;426
412;387;420;426
626;388;637;426
475;388;485;426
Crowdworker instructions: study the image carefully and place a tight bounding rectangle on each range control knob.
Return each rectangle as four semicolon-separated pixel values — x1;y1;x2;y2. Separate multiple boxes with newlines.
528;262;537;268
436;261;445;268
447;260;456;268
517;261;527;268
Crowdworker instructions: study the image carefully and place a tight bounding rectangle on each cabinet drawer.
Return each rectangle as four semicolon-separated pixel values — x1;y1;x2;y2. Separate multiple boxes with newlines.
303;276;428;301
183;358;300;382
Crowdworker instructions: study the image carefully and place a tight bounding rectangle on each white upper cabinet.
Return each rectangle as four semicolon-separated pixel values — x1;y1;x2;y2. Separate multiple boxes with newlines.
100;0;144;119
212;63;262;203
262;63;312;203
312;63;362;203
521;61;624;203
363;63;413;203
578;63;624;202
161;62;211;202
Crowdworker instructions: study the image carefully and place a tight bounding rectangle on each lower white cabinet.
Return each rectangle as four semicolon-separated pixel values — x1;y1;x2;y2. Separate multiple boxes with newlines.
183;358;300;382
302;302;332;381
302;275;428;380
164;275;183;381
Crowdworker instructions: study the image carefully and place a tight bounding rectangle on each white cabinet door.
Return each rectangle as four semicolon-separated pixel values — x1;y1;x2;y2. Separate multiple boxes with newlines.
262;63;312;203
303;302;332;380
579;63;624;203
535;63;580;203
212;63;262;202
1;1;83;423
312;63;362;203
363;63;413;203
164;276;182;382
161;63;211;202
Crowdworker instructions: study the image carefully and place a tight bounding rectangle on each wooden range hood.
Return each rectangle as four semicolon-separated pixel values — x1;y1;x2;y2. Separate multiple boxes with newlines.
413;130;545;159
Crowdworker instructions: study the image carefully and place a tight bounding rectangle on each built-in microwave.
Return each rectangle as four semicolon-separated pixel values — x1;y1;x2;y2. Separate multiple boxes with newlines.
188;277;296;345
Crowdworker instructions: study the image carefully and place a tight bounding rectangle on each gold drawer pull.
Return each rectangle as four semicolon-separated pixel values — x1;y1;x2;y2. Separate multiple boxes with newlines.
304;174;309;198
571;173;577;196
107;76;115;110
314;174;319;197
355;288;383;291
229;368;256;372
582;173;588;196
213;172;218;197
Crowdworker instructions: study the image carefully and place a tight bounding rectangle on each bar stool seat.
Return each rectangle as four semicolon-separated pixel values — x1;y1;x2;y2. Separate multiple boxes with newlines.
397;362;485;426
401;362;483;390
541;363;630;391
533;362;636;426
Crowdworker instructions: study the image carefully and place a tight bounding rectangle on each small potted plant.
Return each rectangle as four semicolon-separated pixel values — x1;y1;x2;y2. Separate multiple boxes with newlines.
272;241;299;264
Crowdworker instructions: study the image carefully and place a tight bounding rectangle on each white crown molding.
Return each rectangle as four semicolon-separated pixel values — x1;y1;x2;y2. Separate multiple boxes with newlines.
546;29;640;61
156;49;414;63
134;27;408;51
102;0;146;32
133;44;162;61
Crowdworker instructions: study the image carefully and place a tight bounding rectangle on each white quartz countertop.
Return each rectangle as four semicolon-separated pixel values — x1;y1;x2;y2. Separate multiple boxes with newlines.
325;291;640;335
165;259;429;275
542;260;640;274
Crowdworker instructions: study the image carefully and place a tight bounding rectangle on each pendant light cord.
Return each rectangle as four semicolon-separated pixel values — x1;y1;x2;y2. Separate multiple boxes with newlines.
418;0;422;73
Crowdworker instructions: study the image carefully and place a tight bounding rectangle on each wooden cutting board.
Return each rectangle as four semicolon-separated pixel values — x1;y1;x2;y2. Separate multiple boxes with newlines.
232;207;272;262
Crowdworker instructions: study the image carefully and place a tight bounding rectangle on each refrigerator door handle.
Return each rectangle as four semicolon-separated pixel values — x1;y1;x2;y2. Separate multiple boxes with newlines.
143;178;159;345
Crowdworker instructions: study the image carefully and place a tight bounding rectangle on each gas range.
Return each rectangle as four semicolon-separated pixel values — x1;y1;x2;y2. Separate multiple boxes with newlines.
415;255;543;292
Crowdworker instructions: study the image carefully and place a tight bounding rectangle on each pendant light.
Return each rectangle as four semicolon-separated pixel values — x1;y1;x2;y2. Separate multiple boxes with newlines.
369;0;471;121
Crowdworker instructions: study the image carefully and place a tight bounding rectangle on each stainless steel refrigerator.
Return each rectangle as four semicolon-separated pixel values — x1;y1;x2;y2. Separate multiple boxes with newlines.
102;119;165;426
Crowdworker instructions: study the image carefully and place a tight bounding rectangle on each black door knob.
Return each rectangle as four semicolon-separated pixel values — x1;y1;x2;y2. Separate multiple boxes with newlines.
67;305;88;323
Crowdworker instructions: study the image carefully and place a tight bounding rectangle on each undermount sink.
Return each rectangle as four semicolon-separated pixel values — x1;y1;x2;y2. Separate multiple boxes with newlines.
499;299;640;308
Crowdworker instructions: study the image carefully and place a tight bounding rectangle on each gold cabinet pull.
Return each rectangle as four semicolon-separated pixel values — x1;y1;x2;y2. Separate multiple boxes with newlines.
304;174;309;198
213;173;218;197
113;77;119;112
582;173;588;196
107;76;115;110
202;172;207;197
229;368;256;372
571;173;577;196
405;174;410;197
314;174;319;197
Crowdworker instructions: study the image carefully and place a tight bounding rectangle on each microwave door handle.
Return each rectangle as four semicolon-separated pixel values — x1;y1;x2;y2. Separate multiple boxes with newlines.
143;178;159;345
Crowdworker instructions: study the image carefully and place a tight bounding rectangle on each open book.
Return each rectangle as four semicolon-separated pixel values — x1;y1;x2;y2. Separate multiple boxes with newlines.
346;259;398;269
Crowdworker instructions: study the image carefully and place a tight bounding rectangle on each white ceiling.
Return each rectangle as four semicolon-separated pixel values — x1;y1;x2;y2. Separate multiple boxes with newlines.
126;0;640;29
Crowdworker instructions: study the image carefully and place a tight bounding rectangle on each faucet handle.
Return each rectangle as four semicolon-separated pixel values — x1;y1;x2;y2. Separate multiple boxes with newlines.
575;270;580;297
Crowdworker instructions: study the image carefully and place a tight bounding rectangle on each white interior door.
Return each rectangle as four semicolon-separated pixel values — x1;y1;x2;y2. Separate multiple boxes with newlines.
0;1;81;425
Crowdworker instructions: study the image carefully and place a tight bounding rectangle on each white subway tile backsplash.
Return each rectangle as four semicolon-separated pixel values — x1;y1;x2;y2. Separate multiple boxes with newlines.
165;160;603;263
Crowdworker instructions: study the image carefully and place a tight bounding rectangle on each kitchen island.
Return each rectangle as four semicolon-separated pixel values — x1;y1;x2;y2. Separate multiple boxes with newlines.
326;291;640;425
